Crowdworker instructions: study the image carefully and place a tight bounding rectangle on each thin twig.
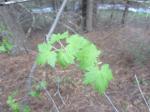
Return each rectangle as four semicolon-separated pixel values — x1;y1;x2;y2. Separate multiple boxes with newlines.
26;0;68;93
46;0;68;41
27;62;37;93
52;46;59;51
28;76;60;112
45;13;78;34
44;89;60;112
54;77;66;105
134;74;150;112
60;22;78;34
58;41;65;48
24;0;68;111
104;92;120;112
18;4;35;39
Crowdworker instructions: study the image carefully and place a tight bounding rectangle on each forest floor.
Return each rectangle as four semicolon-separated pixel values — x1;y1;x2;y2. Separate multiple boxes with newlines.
0;25;150;112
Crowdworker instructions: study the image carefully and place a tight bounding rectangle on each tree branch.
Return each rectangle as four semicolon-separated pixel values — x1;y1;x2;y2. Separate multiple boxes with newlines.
46;0;68;41
25;0;68;106
135;74;150;112
104;92;120;112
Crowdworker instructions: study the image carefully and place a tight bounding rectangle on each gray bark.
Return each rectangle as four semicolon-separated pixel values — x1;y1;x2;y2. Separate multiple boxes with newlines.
86;0;94;32
121;0;129;24
82;0;94;32
0;5;28;54
82;0;87;31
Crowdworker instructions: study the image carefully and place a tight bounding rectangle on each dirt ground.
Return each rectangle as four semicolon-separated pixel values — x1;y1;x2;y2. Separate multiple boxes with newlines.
0;25;150;112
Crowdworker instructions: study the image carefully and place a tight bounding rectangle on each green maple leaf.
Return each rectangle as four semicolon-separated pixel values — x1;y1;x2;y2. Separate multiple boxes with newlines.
7;95;19;112
29;91;40;97
49;31;69;44
100;64;113;82
83;67;99;84
66;34;89;51
23;105;31;112
47;51;57;67
36;51;50;65
4;42;13;51
57;49;74;68
0;45;6;52
36;81;47;90
83;64;113;94
37;42;51;52
65;45;76;56
59;31;69;39
3;38;13;51
36;42;57;67
0;38;13;53
76;44;101;70
36;32;113;95
36;43;52;65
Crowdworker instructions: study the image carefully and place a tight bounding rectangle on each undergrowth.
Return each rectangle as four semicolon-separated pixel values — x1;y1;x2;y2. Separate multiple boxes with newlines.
36;31;113;94
7;32;113;112
0;23;13;53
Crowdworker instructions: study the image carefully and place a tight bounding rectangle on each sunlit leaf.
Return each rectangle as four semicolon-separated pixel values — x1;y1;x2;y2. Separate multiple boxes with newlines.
47;51;57;67
83;64;113;94
76;44;101;70
57;49;74;68
49;31;69;44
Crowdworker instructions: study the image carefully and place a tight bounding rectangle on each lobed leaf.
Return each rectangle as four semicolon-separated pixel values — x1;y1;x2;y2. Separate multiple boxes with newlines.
47;51;57;68
36;50;51;65
49;31;69;44
36;42;57;67
36;32;113;95
0;45;6;52
83;64;113;94
57;49;74;68
66;34;89;51
37;42;52;53
76;44;101;70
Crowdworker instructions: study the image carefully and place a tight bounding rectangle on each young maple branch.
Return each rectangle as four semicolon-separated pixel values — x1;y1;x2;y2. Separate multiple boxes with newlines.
104;92;120;112
134;74;150;112
54;77;66;105
26;0;68;96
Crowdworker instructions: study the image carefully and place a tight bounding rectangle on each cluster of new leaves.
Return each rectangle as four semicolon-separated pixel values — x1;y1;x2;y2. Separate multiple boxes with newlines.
7;93;30;112
0;23;13;53
29;81;47;97
7;81;47;112
0;37;13;53
36;32;113;94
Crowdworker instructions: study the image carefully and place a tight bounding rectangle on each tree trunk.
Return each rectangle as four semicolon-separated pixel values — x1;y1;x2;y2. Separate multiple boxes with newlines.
82;0;87;31
0;5;28;54
121;0;129;24
110;0;115;25
82;0;94;32
86;0;94;32
93;0;97;30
